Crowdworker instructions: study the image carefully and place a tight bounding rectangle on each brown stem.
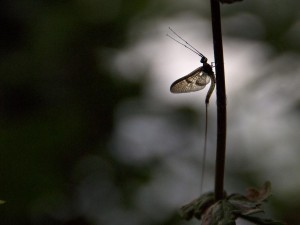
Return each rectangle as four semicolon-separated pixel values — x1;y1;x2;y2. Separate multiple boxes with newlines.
210;0;227;201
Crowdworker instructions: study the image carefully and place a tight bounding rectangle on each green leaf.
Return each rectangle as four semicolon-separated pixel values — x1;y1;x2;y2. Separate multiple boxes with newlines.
228;194;263;215
202;200;239;225
179;192;215;220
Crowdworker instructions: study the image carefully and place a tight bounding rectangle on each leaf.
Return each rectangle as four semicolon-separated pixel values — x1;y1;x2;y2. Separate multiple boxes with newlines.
179;192;215;220
227;194;263;215
202;200;238;225
178;182;285;225
245;181;272;203
0;200;6;205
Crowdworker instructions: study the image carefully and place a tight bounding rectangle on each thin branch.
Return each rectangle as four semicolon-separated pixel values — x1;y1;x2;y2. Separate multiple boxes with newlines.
210;0;227;201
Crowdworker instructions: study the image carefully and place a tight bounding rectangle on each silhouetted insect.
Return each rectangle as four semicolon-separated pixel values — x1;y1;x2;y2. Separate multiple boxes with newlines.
167;27;216;193
167;27;215;104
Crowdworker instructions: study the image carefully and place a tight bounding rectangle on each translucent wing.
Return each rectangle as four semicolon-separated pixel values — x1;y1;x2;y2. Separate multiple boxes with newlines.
170;67;211;93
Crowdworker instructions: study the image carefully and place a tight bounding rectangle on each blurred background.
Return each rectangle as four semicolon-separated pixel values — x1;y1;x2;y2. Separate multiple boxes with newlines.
1;0;300;224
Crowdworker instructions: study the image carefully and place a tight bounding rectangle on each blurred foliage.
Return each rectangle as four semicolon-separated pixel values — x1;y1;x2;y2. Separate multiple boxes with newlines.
0;0;300;225
0;0;146;224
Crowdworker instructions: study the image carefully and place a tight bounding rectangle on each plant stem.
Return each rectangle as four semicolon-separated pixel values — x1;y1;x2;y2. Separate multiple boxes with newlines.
210;0;227;201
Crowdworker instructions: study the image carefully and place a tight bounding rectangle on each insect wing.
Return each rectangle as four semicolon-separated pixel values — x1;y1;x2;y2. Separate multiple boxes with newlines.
170;67;211;93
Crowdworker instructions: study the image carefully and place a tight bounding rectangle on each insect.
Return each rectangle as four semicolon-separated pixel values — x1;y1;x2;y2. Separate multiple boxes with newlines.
167;27;216;193
167;27;215;104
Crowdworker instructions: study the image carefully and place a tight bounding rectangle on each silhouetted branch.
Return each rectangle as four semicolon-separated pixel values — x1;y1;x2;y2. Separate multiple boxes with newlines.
210;0;227;201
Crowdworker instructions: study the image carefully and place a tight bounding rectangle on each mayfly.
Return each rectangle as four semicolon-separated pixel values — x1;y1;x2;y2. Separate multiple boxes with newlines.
167;27;216;193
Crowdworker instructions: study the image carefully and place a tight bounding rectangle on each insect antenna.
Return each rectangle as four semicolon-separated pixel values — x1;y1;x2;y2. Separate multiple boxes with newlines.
167;27;205;59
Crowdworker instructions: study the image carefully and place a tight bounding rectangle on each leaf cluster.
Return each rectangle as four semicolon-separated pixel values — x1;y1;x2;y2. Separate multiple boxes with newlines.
179;182;286;225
